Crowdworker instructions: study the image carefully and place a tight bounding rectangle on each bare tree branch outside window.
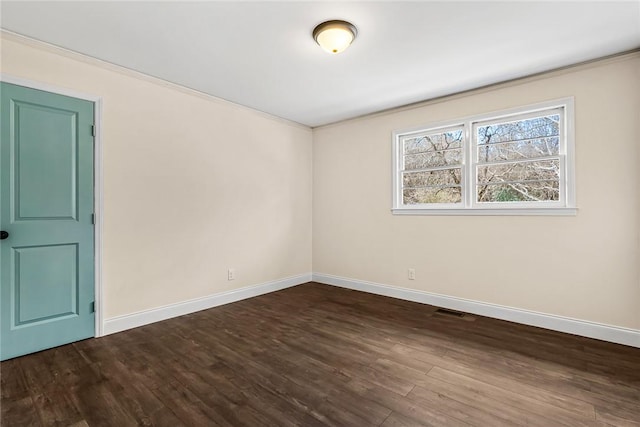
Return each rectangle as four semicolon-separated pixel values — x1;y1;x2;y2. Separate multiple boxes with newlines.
398;109;565;207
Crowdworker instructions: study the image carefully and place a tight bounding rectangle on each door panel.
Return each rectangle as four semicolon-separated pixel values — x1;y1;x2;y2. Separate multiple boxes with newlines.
14;101;78;220
1;82;95;361
14;243;78;325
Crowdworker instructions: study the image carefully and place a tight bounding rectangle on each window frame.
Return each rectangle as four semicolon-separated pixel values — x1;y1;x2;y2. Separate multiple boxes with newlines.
399;123;466;209
392;98;576;216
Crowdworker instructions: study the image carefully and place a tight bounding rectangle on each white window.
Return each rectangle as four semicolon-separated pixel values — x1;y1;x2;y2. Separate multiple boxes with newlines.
392;98;576;215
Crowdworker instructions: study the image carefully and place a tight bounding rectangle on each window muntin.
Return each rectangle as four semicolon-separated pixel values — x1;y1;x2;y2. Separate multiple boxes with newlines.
473;109;563;205
392;99;574;214
400;126;464;206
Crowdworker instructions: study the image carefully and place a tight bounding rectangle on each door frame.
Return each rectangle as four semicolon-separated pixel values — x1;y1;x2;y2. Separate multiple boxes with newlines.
0;73;105;337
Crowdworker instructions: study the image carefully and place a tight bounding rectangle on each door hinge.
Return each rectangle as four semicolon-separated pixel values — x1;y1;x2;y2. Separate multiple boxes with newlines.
91;125;96;137
91;213;95;225
90;301;95;313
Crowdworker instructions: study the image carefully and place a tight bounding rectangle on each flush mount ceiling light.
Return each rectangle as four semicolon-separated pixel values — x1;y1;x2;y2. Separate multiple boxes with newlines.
312;20;357;54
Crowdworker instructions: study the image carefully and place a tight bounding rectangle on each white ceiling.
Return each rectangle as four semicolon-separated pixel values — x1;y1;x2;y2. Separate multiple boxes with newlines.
2;1;639;127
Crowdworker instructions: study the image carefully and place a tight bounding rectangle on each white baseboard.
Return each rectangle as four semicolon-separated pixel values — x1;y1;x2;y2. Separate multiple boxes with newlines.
102;271;640;348
102;273;312;336
312;273;640;349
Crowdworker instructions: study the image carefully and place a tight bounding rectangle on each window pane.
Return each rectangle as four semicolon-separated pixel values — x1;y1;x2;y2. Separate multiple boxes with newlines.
477;137;559;163
477;159;559;184
477;181;559;202
404;186;462;204
403;129;463;154
477;114;559;145
404;148;462;170
403;168;461;188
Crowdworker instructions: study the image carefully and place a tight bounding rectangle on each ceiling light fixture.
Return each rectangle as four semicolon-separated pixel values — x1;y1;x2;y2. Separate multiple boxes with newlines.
312;20;357;54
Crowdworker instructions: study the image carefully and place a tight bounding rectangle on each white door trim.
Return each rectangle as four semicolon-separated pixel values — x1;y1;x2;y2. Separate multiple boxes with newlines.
0;73;105;337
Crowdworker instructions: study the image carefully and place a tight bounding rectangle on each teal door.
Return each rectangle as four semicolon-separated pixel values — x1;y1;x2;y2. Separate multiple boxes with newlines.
0;82;95;361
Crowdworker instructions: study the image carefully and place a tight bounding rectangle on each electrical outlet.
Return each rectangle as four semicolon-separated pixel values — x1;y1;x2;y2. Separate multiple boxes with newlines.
408;268;416;280
228;268;236;281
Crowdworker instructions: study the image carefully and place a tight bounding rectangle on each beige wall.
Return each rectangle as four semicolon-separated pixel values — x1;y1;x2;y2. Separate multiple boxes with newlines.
2;30;639;333
1;32;313;319
313;54;640;330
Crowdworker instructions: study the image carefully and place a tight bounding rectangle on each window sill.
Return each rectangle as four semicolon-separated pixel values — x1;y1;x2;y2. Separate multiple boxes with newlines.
391;207;578;216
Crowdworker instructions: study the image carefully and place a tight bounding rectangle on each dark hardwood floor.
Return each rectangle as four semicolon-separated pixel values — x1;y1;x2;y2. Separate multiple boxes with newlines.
2;282;639;426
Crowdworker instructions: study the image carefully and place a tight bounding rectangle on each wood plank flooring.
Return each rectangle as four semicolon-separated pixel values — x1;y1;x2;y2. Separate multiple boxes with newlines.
2;282;639;426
